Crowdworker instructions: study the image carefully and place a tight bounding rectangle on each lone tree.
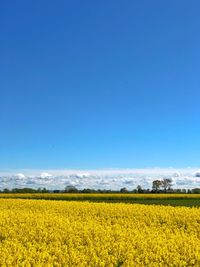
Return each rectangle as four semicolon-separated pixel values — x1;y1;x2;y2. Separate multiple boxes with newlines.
152;178;173;192
162;178;172;192
120;187;128;193
152;180;162;192
64;185;78;193
137;185;143;193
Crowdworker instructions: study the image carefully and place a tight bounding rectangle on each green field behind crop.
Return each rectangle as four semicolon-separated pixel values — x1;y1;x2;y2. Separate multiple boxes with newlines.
0;193;199;207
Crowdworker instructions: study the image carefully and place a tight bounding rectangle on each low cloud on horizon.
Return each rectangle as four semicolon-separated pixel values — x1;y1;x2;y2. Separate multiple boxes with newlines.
0;168;200;190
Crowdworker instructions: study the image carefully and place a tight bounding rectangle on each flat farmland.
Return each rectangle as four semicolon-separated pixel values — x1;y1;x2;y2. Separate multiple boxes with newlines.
0;199;199;266
0;193;200;207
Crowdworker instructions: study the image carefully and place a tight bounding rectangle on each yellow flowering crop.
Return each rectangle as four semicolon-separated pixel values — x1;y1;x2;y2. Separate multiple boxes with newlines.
0;193;200;200
0;199;199;266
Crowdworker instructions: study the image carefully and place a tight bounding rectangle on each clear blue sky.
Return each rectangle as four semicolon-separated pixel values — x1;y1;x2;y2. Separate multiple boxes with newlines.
0;0;200;169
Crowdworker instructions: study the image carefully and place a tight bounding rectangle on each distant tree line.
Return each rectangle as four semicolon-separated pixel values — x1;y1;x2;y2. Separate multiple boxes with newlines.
1;179;200;194
0;187;49;194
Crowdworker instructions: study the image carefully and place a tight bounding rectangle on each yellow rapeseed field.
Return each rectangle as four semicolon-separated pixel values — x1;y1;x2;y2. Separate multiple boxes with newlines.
0;199;199;267
0;193;200;200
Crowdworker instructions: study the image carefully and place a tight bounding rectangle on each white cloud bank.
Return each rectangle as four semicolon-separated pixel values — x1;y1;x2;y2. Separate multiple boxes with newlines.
0;168;200;190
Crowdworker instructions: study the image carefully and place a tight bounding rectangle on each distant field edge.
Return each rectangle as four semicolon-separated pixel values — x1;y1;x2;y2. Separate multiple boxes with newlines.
0;193;199;207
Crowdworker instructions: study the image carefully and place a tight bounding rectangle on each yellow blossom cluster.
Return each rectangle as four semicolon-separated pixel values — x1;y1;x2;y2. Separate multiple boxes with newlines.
0;199;199;266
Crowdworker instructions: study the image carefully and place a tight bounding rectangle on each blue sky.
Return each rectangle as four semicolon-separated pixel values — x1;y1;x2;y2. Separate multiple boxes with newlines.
0;0;200;170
